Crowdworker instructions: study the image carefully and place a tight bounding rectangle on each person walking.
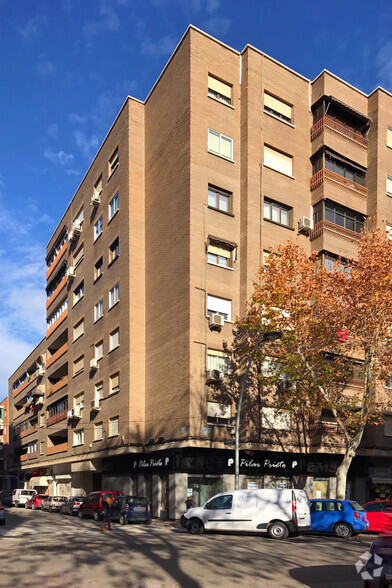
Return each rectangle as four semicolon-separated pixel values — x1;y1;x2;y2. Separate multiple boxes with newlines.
185;495;196;509
101;496;113;531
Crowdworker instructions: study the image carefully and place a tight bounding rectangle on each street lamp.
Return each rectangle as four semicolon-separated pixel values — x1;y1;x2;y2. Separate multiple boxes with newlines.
234;327;283;490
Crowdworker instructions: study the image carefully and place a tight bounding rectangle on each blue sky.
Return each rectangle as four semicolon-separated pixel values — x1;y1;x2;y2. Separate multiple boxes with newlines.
1;0;392;396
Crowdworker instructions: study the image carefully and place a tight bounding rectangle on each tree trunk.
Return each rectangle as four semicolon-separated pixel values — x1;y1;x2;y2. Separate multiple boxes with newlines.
335;434;363;499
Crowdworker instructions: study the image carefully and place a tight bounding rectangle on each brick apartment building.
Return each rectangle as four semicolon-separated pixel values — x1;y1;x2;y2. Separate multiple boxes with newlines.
8;25;392;518
0;397;11;491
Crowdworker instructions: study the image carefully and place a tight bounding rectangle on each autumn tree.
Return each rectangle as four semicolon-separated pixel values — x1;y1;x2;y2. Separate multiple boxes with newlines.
240;229;392;499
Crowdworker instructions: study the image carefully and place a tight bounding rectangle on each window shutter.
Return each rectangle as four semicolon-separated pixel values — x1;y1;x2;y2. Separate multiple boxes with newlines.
388;127;392;149
208;76;231;100
264;93;292;120
264;146;293;176
208;244;230;258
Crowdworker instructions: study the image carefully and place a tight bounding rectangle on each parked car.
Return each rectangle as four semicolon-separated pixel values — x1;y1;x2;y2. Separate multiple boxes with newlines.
60;496;85;516
110;495;152;525
363;501;392;534
181;489;311;539
78;491;124;521
25;494;48;510
0;503;5;526
42;496;68;512
363;534;392;587
12;489;36;507
0;491;12;507
309;499;368;537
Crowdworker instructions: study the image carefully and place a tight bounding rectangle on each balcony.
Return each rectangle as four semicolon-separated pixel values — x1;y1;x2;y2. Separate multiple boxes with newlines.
46;376;68;397
46;308;68;339
310;168;367;199
27;451;39;461
311;115;368;147
46;276;67;309
46;241;68;281
46;409;68;427
13;370;38;398
19;424;39;439
20;454;28;462
46;442;68;456
46;342;68;369
310;220;362;243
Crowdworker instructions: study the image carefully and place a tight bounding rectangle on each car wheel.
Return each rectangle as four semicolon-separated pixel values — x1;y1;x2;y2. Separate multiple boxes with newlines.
119;514;127;525
78;510;84;519
32;504;36;511
93;511;100;521
334;522;352;538
268;522;289;540
187;518;204;535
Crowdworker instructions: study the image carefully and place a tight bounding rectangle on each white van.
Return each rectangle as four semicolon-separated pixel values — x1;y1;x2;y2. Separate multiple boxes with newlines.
12;489;36;507
180;489;311;539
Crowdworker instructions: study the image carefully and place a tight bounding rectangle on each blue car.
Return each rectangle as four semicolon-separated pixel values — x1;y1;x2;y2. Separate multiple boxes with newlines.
110;495;152;525
309;499;369;537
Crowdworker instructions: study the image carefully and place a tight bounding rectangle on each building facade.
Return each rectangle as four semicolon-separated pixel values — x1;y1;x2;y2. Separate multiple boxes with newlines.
8;26;392;517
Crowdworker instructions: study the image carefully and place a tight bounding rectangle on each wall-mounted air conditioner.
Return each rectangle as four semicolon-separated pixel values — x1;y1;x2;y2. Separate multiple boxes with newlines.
90;358;99;370
72;219;82;234
91;399;100;411
67;266;76;279
209;314;224;330
90;193;101;206
298;216;312;233
38;366;45;376
206;369;224;382
68;229;75;241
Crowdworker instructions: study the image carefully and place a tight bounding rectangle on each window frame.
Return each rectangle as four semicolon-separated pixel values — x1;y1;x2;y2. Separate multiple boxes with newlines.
94;215;103;242
73;317;85;342
110;372;120;395
207;295;232;322
263;145;293;177
94;257;103;282
109;416;119;437
73;281;84;306
263;197;293;228
95;340;104;361
73;355;84;377
73;429;84;446
109;327;120;352
94;299;103;322
207;185;232;215
109;237;119;265
207;74;232;106
94;422;103;441
109;147;119;176
207;129;233;161
108;192;119;222
109;282;119;309
264;92;293;124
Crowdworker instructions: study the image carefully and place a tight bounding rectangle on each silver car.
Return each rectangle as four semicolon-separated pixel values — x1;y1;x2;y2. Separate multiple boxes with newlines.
42;496;67;512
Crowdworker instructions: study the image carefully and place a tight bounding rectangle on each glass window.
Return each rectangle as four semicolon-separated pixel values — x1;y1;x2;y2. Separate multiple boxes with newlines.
109;328;119;351
94;216;103;241
207;401;231;425
73;318;84;341
208;75;232;105
95;340;103;361
94;258;103;281
207;350;230;373
73;355;84;376
207;295;231;321
109;416;119;437
94;422;103;441
205;495;232;509
264;145;293;176
208;185;231;213
74;393;84;410
208;129;233;160
94;299;103;322
108;192;119;221
109;148;119;175
109;238;119;264
95;382;103;400
387;175;392;197
110;372;119;394
73;281;84;305
263;198;292;228
73;429;84;446
264;92;292;123
109;283;119;308
207;241;234;268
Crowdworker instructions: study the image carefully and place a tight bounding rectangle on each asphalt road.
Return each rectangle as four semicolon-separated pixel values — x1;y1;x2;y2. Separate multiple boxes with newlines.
1;507;376;588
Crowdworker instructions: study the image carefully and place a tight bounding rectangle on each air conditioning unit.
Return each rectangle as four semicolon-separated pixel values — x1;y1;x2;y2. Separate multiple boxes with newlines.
72;219;82;234
68;407;82;419
90;192;101;206
90;358;99;370
91;398;100;411
209;314;225;330
206;369;224;382
68;229;75;242
298;216;312;233
67;408;74;418
277;378;296;393
38;366;45;376
35;397;44;406
67;266;76;279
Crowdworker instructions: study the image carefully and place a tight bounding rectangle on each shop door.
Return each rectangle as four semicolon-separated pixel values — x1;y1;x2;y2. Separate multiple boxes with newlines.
188;476;222;507
313;479;328;499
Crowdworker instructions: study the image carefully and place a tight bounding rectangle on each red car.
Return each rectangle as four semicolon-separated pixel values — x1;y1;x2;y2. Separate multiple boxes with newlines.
25;494;48;510
363;501;392;533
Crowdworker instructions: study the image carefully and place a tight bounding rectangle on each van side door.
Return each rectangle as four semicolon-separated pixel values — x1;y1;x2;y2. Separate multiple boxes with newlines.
203;494;235;531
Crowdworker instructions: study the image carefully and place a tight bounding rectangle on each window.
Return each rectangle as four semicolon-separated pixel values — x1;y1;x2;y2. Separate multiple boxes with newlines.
73;355;84;376
94;175;103;195
73;281;84;305
313;200;365;234
387;175;392;197
109;416;119;437
94;422;103;441
94;299;103;322
109;148;119;175
387;224;392;241
264;92;292;124
207;402;231;425
47;298;68;329
208;185;231;213
109;238;119;264
262;407;291;430
264;145;293;176
73;244;84;268
263;251;271;266
109;328;119;351
73;429;84;446
74;393;84;410
388;127;392;149
207;295;231;321
95;340;103;361
263;198;292;227
73;318;84;341
40;441;45;455
48;397;68;417
109;283;119;308
207;239;235;268
110;372;119;394
94;216;103;241
95;381;103;401
312;149;366;186
208;75;232;105
74;207;84;225
207;350;231;374
206;495;233;509
108;192;119;221
94;257;103;281
208;129;233;160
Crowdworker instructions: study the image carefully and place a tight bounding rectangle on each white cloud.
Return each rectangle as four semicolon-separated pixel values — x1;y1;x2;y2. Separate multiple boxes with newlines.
18;15;48;39
69;113;87;124
44;147;74;166
47;123;59;138
73;130;99;159
202;16;231;35
0;327;37;395
83;2;120;40
376;41;392;90
141;35;176;57
37;60;55;76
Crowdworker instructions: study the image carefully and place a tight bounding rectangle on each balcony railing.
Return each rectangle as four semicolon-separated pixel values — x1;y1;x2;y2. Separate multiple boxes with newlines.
46;342;68;369
13;371;38;398
46;276;67;309
310;168;368;198
310;220;362;243
20;454;28;462
311;115;368;147
18;424;38;439
46;308;68;339
46;409;68;427
46;442;68;456
46;376;68;397
27;451;39;460
46;241;68;281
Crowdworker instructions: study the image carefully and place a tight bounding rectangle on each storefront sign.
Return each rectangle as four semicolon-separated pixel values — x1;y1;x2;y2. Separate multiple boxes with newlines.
227;456;299;473
132;456;170;470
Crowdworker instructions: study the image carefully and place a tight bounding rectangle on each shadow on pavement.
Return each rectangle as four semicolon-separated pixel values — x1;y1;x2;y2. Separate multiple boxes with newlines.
289;564;363;587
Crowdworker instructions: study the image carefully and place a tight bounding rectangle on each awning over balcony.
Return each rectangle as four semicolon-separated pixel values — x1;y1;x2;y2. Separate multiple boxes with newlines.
326;95;372;124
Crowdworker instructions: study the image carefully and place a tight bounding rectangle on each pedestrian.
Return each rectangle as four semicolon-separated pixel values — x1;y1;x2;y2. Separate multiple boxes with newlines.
101;496;113;531
185;495;196;509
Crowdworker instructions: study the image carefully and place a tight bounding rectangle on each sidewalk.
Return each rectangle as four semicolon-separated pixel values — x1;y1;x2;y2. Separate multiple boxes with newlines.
151;518;181;528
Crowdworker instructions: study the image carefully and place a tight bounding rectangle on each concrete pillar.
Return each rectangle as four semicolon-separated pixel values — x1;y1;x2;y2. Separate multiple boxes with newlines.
152;475;162;518
169;473;187;520
328;477;337;499
222;474;235;492
138;474;146;497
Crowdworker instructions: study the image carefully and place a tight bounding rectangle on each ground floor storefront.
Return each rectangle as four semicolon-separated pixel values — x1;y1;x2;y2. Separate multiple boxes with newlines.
16;448;392;518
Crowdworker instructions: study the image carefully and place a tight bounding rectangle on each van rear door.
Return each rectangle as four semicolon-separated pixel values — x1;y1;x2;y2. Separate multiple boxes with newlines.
293;490;311;529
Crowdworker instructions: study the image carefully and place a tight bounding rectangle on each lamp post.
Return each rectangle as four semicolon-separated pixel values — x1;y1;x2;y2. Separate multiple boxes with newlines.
234;327;283;490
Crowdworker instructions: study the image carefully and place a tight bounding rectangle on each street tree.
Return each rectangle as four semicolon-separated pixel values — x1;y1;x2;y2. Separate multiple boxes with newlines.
240;230;392;498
